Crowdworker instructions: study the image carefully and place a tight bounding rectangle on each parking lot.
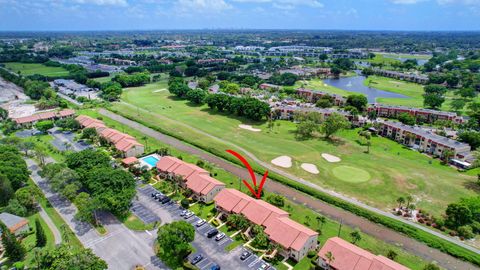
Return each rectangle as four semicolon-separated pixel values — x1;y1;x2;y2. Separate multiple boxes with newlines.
49;128;91;152
136;185;276;270
130;201;161;224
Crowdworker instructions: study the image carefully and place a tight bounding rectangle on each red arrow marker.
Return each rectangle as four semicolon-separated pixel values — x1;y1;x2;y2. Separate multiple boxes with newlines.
226;149;268;199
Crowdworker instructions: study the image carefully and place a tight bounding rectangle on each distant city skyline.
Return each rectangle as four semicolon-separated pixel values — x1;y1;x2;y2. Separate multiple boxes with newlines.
0;0;479;31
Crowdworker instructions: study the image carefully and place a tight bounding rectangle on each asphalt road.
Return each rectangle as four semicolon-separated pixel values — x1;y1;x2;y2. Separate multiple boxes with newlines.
100;108;480;270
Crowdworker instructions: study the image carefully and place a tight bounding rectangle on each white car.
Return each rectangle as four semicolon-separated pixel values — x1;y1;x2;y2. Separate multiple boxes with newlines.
196;220;206;227
215;232;226;241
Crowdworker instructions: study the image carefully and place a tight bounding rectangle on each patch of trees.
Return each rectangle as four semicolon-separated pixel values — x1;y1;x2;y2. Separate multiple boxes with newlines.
443;196;480;240
0;145;30;206
0;221;26;263
346;94;368;112
217;72;263;87
268;72;298;86
205;94;271;121
39;244;107;270
156;221;195;269
99;81;123;101
113;72;150;87
64;149;136;218
294;111;350;140
397;112;416;126
423;84;447;109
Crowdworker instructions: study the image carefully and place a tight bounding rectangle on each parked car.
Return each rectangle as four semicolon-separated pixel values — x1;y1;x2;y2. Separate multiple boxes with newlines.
196;220;206;227
180;210;188;216
160;197;171;204
257;263;270;270
190;254;204;265
215;233;225;241
151;192;158;198
166;200;175;206
184;212;194;219
240;251;252;260
207;229;219;238
210;264;220;270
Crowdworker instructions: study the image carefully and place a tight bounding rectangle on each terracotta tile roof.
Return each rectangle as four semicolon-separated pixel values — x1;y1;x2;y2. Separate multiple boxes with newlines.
214;188;254;213
186;172;225;195
0;213;28;234
156;156;184;172
115;138;143;152
172;162;208;179
318;237;409;270
14;109;74;124
265;216;317;251
214;188;318;252
122;156;139;165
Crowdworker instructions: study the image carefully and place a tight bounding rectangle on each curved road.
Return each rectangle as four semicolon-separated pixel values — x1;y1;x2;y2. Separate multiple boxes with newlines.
38;205;62;245
100;108;479;270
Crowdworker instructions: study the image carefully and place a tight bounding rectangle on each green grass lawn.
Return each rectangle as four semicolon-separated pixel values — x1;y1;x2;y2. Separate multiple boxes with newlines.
123;212;157;231
77;108;432;269
294;78;356;96
4;62;69;77
111;82;477;218
22;213;56;267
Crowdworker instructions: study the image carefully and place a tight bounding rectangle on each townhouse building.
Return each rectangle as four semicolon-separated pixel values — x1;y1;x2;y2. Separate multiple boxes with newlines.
13;109;75;128
214;188;318;261
155;156;225;203
317;237;409;270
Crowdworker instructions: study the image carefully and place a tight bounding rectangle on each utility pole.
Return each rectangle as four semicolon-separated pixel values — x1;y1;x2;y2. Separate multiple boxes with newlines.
338;219;343;237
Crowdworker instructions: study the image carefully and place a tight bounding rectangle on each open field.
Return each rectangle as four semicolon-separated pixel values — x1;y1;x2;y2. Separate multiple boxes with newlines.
78;108;430;269
3;62;69;77
377;53;432;60
112;81;477;219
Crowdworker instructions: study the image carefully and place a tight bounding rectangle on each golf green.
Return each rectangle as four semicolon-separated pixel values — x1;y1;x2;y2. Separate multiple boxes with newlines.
332;166;371;183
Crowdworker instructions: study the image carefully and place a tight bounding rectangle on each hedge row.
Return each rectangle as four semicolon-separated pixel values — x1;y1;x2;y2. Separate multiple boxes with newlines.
107;108;480;266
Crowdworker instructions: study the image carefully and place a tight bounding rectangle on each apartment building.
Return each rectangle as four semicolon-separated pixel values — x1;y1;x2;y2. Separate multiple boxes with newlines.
296;88;346;106
368;104;464;124
378;121;471;160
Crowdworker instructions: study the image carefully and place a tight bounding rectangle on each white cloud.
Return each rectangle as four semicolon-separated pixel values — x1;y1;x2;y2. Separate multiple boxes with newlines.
233;0;323;8
390;0;424;4
437;0;480;4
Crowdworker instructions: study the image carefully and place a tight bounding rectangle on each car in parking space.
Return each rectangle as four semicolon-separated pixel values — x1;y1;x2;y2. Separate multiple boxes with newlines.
180;210;188;216
207;229;219;238
257;263;270;270
160;197;171;204
196;220;206;227
240;251;252;261
210;264;220;270
215;232;225;241
190;254;204;265
184;211;194;219
151;192;159;198
166;200;175;206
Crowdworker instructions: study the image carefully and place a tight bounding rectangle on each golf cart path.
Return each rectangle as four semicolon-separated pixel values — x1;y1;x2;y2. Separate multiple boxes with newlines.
100;108;479;270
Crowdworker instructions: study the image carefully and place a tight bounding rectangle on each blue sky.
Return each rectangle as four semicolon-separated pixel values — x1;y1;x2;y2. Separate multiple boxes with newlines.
0;0;479;31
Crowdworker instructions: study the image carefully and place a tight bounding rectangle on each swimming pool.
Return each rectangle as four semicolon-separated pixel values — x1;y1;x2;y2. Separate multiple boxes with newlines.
141;155;159;167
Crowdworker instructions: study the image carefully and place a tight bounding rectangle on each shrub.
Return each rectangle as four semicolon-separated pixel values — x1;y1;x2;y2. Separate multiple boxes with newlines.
180;198;190;209
457;225;475;239
307;250;316;258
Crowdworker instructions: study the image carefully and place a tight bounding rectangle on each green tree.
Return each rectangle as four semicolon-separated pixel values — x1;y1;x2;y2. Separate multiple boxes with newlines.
397;113;416;126
35;120;54;133
39;244;107;270
422;263;441;270
358;130;372;153
346;95;368;112
321;113;350;139
266;194;285;207
186;88;206;104
156;221;195;268
0;174;14;206
423;93;445;109
325;251;335;270
450;99;466;112
1;221;26;262
386;250;398;261
350;228;362;244
35;218;47;247
445;203;473;227
252;230;269;249
227;214;250;230
295;120;319;139
396;197;405;208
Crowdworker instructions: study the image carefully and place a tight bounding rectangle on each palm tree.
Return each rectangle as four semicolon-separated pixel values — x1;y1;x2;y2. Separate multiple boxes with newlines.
405;195;413;209
142;136;148;152
408;204;416;215
396;197;405;209
325;251;335;270
350;228;362;244
359;130;372;153
316;216;326;231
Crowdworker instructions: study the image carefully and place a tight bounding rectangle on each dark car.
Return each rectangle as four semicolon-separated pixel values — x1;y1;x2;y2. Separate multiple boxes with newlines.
151;192;159;198
161;197;171;204
240;251;252;260
210;264;220;270
190;254;204;265
207;229;219;238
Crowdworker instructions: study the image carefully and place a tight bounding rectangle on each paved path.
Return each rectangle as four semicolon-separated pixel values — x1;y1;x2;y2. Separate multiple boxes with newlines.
38;205;62;245
27;158;167;270
100;108;479;270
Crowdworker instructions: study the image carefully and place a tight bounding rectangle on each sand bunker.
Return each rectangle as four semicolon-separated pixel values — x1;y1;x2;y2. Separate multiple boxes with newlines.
321;153;341;163
239;124;261;132
389;81;404;85
153;88;167;93
301;163;319;174
271;156;292;168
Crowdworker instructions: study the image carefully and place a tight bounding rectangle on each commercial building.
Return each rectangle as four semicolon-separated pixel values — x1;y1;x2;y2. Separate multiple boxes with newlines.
214;188;318;261
368;104;464;124
317;237;409;270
